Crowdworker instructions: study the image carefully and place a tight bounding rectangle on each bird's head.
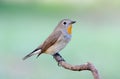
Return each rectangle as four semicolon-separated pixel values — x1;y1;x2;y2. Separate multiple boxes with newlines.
56;19;76;34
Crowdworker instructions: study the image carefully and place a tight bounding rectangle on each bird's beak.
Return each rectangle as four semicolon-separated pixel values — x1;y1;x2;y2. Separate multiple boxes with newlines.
71;21;76;24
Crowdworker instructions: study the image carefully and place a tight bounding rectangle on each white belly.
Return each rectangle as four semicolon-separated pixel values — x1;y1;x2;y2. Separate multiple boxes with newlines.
45;34;71;55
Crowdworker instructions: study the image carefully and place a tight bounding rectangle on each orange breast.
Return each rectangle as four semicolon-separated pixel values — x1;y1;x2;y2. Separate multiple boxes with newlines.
67;24;72;34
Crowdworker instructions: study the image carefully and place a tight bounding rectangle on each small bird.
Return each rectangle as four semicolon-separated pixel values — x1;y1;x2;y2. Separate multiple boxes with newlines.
23;19;76;60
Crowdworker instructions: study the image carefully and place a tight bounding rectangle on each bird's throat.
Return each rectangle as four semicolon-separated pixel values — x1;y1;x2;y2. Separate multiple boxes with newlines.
67;24;72;34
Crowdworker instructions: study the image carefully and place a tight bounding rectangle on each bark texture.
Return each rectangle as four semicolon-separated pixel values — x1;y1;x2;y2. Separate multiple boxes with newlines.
53;53;100;79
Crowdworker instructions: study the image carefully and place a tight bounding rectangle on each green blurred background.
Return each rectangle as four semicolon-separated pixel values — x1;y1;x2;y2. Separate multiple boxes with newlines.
0;0;120;79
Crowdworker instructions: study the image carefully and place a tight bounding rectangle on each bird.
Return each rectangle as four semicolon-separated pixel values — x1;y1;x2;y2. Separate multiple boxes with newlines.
23;19;76;60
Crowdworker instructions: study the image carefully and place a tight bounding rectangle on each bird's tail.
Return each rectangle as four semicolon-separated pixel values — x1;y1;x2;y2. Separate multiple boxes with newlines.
23;49;41;60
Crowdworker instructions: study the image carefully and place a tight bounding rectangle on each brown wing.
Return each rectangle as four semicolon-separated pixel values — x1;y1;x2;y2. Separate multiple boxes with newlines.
23;31;62;59
40;31;62;53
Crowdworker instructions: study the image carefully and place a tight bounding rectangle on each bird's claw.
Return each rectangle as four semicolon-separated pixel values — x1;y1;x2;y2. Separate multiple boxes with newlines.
57;59;65;66
53;53;65;66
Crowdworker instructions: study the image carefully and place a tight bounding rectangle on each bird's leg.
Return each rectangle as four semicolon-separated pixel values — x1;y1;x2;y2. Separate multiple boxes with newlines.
53;53;65;66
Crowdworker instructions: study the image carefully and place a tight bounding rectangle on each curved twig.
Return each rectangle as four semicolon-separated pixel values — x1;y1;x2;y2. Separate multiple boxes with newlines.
53;53;100;79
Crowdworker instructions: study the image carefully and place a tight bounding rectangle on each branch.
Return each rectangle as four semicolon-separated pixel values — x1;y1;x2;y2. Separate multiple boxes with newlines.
53;53;100;79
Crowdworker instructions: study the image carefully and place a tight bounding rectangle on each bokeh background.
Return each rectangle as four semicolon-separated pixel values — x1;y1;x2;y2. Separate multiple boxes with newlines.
0;0;120;79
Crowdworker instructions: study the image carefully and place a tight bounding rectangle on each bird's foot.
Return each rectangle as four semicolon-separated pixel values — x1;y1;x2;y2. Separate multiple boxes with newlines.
53;53;65;66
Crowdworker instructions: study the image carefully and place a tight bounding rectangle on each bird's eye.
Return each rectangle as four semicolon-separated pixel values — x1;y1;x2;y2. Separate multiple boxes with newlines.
63;22;67;25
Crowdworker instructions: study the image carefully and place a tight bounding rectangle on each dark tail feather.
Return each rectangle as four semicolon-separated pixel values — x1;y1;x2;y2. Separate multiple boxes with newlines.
36;53;42;58
23;49;41;60
23;52;34;60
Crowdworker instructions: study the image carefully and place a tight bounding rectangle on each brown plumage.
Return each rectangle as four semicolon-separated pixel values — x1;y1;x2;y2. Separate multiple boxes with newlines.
23;19;76;60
